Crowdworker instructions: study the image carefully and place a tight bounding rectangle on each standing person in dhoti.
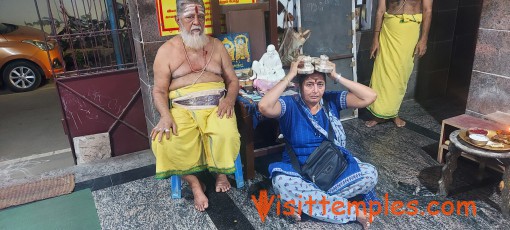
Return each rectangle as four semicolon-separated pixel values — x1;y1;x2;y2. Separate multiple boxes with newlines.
151;0;240;211
365;0;433;127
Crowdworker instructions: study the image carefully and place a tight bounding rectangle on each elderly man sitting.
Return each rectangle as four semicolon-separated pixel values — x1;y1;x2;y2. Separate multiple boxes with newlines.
151;0;240;212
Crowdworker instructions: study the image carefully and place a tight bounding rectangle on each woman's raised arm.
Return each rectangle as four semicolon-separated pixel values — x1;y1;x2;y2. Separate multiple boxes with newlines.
258;59;300;118
329;65;377;109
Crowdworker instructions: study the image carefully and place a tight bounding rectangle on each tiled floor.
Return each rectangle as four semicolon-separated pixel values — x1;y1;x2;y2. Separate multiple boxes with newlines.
2;98;510;229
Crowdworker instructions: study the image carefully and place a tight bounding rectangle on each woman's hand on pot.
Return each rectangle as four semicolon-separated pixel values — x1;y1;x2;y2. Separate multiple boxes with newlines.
288;57;302;78
329;63;340;80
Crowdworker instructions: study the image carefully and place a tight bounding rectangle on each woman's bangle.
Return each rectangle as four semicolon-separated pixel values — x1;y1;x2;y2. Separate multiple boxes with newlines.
334;73;342;82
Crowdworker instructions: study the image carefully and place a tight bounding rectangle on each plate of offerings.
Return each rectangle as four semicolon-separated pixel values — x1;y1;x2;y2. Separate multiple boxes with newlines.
458;128;510;151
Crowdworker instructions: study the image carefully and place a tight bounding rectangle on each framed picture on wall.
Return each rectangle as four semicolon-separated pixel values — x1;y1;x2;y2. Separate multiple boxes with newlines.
216;32;253;71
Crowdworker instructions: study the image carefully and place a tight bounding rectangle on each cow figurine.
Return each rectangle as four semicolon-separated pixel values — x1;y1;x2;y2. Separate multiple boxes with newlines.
278;28;311;66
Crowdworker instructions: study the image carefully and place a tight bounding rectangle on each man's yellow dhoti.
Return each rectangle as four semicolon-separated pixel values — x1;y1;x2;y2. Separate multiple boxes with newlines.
151;82;240;179
367;13;422;118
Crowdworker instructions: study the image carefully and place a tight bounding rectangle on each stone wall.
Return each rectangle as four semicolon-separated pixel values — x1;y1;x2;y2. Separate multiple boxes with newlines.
128;0;168;133
465;1;510;117
446;0;483;103
414;0;459;100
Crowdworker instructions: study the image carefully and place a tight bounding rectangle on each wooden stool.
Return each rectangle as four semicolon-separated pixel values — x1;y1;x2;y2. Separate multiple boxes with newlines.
438;130;510;217
170;154;245;199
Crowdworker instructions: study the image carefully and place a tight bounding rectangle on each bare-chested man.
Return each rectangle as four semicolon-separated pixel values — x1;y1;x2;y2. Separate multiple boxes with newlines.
151;0;240;211
365;0;432;128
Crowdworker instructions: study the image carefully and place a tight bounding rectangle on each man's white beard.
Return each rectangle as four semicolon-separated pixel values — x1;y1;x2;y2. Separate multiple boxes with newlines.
181;27;209;50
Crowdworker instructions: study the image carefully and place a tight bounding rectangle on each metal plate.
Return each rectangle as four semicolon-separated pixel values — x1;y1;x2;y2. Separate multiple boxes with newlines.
459;130;510;151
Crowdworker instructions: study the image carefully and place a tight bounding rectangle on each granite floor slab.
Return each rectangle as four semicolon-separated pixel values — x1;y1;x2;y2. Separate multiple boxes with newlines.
4;98;510;229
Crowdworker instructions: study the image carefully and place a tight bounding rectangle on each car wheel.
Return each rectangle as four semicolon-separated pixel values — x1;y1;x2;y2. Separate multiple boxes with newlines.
2;61;42;92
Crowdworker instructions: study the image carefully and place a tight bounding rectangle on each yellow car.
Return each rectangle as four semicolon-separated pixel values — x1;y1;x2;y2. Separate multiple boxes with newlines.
0;23;64;92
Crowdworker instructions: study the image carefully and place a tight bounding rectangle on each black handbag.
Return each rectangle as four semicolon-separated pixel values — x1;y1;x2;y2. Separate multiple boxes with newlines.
284;102;348;191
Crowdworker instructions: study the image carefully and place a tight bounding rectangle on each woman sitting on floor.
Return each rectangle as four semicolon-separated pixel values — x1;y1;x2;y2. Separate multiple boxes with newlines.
257;59;379;229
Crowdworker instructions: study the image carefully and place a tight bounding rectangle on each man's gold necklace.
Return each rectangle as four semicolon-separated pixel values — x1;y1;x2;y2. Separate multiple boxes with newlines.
182;37;208;73
181;37;216;85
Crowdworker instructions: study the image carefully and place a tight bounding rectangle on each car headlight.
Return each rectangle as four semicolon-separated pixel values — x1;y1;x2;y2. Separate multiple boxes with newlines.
22;40;55;51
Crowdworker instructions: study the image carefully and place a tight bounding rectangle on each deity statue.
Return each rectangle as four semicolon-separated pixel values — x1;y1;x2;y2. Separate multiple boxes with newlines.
257;44;285;81
250;60;262;80
252;44;287;94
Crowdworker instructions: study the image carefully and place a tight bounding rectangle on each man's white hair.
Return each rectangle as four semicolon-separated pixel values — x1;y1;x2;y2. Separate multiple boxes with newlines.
176;0;205;16
176;0;208;50
181;28;209;50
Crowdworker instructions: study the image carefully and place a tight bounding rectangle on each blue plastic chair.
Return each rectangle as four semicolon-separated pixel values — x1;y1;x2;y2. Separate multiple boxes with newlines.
170;154;244;199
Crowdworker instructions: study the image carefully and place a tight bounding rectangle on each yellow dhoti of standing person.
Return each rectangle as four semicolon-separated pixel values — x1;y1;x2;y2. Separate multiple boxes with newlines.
151;82;240;179
367;13;422;119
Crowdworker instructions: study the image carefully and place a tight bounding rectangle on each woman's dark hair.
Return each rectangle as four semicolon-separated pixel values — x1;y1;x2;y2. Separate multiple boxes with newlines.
295;71;328;87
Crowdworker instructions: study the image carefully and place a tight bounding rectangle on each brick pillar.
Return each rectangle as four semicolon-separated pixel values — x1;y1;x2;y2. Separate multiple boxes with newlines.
128;0;171;135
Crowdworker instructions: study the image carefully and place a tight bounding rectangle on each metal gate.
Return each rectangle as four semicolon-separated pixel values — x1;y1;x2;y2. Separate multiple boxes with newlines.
35;0;148;161
56;69;148;159
36;0;136;75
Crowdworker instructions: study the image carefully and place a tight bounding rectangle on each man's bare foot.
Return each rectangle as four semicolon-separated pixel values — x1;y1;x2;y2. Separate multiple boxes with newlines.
365;120;379;127
183;175;208;211
215;174;231;192
365;117;385;127
191;182;208;211
356;212;371;230
393;117;406;127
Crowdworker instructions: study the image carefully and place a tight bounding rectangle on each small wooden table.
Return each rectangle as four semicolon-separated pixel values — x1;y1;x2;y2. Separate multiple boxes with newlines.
438;114;502;164
235;95;285;179
438;114;505;176
438;130;510;216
